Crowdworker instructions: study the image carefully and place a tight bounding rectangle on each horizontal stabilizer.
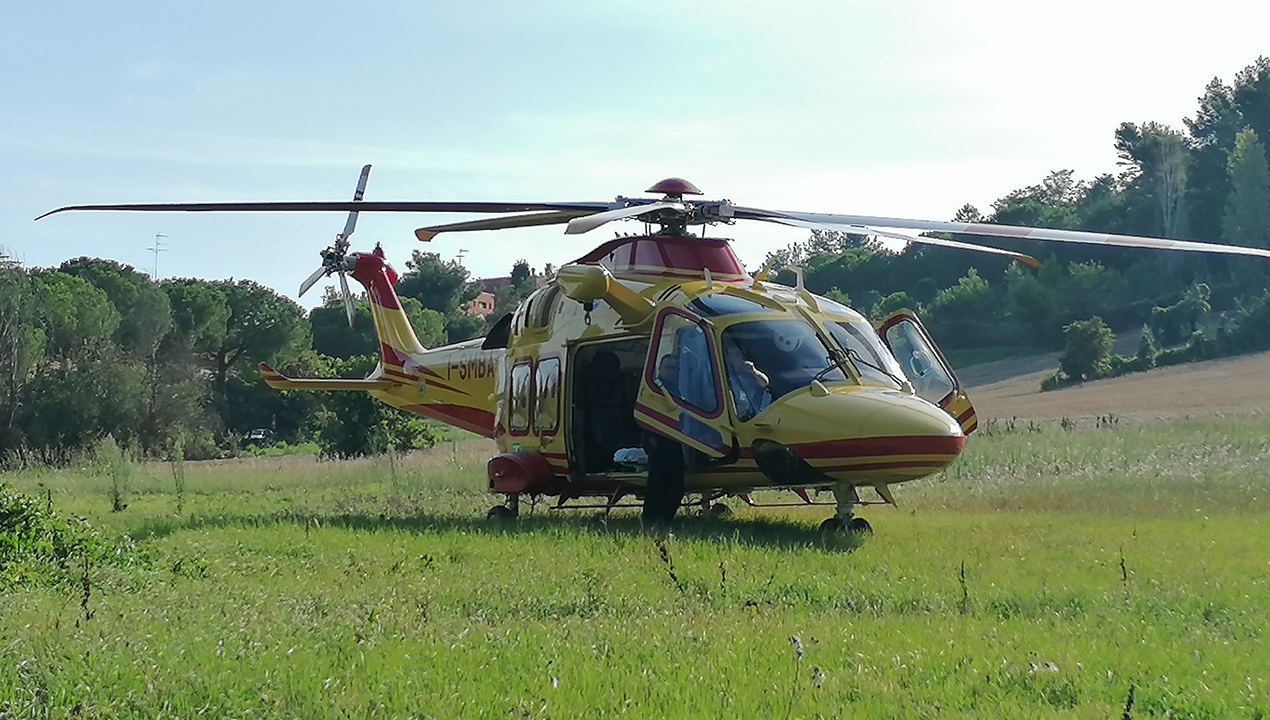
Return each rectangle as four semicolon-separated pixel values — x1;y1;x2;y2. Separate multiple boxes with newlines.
259;363;396;391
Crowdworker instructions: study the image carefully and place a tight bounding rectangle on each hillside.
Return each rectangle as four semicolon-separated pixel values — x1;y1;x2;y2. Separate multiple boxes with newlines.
963;350;1270;422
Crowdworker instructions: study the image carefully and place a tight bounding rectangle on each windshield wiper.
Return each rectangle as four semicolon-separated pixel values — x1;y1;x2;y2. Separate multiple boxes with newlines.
812;348;852;383
815;348;909;390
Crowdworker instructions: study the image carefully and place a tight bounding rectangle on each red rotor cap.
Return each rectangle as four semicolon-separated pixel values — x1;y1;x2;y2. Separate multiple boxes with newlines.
646;177;702;196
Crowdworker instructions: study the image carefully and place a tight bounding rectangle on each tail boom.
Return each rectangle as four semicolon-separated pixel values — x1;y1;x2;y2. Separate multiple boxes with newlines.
259;246;502;439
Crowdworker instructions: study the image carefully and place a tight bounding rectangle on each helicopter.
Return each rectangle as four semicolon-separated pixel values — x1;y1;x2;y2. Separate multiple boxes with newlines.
39;167;1270;531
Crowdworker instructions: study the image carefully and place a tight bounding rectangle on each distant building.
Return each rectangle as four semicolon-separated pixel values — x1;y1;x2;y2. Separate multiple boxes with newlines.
465;290;497;317
462;273;549;317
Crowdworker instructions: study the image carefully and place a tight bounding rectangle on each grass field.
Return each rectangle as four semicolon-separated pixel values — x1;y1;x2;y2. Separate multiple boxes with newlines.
3;420;1269;719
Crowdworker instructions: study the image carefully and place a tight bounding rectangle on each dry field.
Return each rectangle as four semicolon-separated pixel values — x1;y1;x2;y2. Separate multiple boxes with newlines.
964;350;1270;422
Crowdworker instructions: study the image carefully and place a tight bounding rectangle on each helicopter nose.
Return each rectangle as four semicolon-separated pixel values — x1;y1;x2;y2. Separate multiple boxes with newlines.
749;388;964;486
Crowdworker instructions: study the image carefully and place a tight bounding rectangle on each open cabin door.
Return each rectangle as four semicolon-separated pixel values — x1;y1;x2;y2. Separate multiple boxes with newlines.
633;308;737;457
877;310;978;435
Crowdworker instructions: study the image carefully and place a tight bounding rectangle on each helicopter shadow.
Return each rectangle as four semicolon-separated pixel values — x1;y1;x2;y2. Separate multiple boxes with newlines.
130;508;868;552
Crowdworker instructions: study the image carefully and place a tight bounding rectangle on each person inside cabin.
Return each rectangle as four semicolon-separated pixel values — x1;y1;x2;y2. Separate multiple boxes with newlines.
656;353;680;396
724;342;771;421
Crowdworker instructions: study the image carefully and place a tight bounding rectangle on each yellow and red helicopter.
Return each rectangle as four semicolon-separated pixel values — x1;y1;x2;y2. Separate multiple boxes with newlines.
40;167;1270;531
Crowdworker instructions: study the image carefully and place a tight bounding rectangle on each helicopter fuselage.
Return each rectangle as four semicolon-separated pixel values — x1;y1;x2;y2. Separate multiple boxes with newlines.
274;234;978;514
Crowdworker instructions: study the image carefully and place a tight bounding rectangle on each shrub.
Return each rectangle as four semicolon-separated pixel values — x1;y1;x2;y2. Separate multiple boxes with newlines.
1058;317;1113;382
1135;324;1158;368
1;483;101;588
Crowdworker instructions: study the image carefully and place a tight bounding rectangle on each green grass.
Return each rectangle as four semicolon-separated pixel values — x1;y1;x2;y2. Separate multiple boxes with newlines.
3;421;1269;718
239;440;322;458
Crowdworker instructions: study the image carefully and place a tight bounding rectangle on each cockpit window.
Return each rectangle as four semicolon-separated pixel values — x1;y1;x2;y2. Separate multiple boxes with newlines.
719;320;845;419
687;292;770;317
811;295;906;389
824;320;905;389
813;295;858;318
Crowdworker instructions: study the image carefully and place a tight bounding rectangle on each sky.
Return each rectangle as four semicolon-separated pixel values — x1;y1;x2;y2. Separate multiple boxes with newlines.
3;0;1269;309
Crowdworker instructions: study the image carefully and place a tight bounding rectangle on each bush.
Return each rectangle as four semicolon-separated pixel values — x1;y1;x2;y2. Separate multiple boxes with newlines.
1;483;102;588
1058;317;1114;382
1135;324;1159;369
315;355;441;459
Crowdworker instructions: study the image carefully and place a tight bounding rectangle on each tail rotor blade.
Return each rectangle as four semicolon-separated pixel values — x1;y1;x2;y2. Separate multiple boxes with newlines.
338;270;355;326
340;164;372;239
299;265;328;297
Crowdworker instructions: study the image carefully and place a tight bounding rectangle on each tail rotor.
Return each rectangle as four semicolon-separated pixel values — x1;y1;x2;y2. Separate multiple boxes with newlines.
298;164;372;325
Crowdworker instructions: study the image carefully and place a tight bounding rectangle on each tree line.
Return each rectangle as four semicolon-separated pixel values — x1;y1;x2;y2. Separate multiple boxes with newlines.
0;250;540;466
772;57;1270;378
7;58;1270;464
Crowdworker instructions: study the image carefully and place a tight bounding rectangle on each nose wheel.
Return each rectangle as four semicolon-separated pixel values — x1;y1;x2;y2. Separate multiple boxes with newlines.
820;516;873;534
820;482;873;534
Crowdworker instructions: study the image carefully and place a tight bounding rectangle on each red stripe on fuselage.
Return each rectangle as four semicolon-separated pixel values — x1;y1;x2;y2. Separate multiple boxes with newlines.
401;403;495;437
786;435;964;459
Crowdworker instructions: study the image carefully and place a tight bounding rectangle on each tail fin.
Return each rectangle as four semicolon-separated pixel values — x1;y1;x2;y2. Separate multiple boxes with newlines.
349;245;428;370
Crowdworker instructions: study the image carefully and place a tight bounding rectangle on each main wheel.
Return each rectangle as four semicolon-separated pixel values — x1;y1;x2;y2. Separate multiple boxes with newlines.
486;505;517;522
848;517;873;534
707;503;733;518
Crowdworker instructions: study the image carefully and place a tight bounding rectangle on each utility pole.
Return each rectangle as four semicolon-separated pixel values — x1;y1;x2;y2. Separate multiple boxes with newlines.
148;233;168;279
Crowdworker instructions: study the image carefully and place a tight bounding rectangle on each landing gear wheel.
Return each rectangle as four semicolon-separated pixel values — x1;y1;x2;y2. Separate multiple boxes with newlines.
486;505;517;522
848;517;873;534
707;503;732;518
820;516;872;534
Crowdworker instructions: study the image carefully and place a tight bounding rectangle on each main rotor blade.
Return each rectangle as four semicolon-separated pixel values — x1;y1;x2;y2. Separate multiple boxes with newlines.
758;216;1041;268
415;210;593;242
565;201;683;235
298;265;328;297
338;271;355;327
340;164;372;239
36;200;610;220
736;207;1270;260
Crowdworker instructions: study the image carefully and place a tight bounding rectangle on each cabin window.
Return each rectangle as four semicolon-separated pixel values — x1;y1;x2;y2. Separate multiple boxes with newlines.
509;360;532;433
534;356;560;434
648;310;725;449
651;312;720;416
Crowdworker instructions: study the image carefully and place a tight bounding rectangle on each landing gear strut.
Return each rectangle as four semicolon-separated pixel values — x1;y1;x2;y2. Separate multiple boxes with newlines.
819;483;872;534
487;492;520;522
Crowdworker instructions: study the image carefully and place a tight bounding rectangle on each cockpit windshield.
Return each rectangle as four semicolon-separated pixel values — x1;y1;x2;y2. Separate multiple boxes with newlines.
814;297;906;389
823;320;906;389
718;320;846;420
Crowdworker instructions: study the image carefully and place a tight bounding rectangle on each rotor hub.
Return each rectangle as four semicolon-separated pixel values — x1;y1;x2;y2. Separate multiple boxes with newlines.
646;177;703;199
